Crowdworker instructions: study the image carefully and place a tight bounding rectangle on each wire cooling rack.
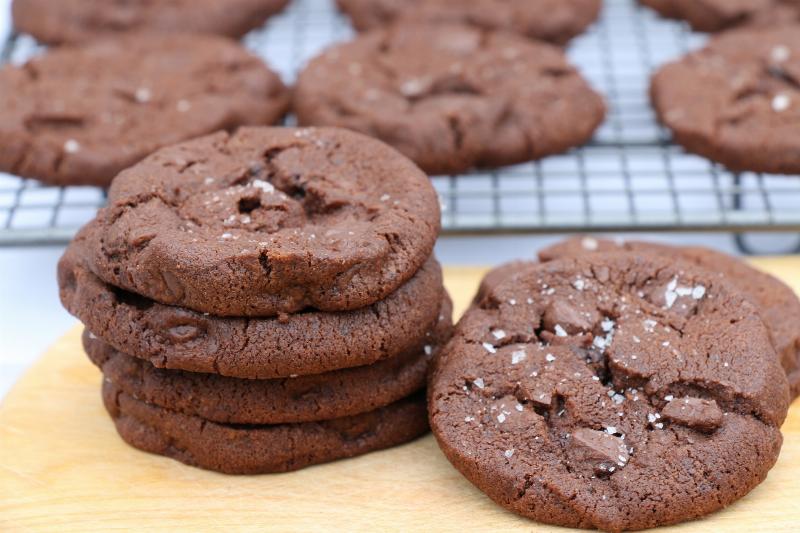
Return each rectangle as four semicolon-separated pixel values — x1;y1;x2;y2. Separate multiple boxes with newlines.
1;0;799;246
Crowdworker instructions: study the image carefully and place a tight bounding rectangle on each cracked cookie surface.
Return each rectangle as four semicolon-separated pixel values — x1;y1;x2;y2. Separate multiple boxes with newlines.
102;380;429;474
640;0;800;32
82;295;451;423
0;34;288;186
294;24;605;175
80;127;440;316
429;253;788;531
336;0;602;45
59;232;446;378
650;26;800;174
540;236;800;399
12;0;289;45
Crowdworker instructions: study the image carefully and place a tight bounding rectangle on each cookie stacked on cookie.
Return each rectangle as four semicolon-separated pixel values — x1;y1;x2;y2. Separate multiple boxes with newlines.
429;238;793;530
58;126;451;474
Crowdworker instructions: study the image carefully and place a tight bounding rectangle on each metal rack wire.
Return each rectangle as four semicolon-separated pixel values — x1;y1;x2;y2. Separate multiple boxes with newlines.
1;0;799;247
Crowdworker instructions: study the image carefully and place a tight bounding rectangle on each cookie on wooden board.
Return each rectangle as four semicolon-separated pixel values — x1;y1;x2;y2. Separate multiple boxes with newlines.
650;26;800;174
12;0;289;45
429;253;788;530
103;380;429;475
0;34;288;186
79;127;440;316
294;24;605;175
82;294;451;424
59;233;447;379
539;236;800;399
337;0;602;45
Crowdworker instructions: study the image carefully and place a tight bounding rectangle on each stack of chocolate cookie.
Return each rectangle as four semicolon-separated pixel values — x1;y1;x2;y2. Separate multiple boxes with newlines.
429;237;798;530
58;126;451;474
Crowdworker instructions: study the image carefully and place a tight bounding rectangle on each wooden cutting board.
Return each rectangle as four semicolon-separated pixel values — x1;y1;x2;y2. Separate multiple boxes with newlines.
2;261;800;532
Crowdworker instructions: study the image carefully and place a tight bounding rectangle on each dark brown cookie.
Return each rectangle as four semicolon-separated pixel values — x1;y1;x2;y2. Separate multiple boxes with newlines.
336;0;602;45
429;253;789;531
59;232;447;379
539;236;800;399
83;295;451;423
650;26;800;175
640;0;800;32
12;0;289;45
294;24;605;176
79;127;440;316
0;34;289;186
103;381;429;475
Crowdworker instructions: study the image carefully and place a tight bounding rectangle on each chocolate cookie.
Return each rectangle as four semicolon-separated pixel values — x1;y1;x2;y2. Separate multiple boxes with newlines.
12;0;289;45
83;296;451;423
640;0;800;32
429;253;789;530
539;236;800;399
59;233;446;379
336;0;602;45
294;25;605;175
0;34;288;186
80;127;440;316
103;381;428;474
650;26;800;175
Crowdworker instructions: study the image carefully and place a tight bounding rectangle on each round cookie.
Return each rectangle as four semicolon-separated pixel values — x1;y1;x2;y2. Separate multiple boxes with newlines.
12;0;289;45
0;34;288;186
103;381;429;475
336;0;602;46
650;26;800;175
82;295;451;424
539;236;800;399
640;0;800;33
294;24;605;176
79;126;440;316
58;233;446;379
429;253;789;530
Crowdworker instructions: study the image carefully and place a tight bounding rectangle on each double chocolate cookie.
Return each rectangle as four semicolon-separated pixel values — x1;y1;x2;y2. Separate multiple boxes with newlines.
539;236;800;399
81;127;440;316
336;0;602;45
104;381;429;475
59;231;446;379
0;34;288;186
429;253;789;530
640;0;800;32
650;26;800;174
294;24;605;175
83;294;451;423
12;0;289;45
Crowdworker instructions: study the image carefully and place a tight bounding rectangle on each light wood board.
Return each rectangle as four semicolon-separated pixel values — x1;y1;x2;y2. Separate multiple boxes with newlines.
2;261;800;532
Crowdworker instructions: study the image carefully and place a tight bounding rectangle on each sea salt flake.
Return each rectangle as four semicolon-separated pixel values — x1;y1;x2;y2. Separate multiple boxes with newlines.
252;179;274;193
664;394;674;402
545;353;556;363
511;350;527;365
63;139;81;153
582;236;599;250
504;449;514;458
497;413;506;423
134;87;151;103
464;416;475;422
555;324;568;337
509;299;517;306
692;285;706;299
380;193;391;201
424;345;433;356
772;45;791;62
573;278;585;291
473;378;485;389
773;93;791;112
601;318;615;332
482;342;497;354
492;329;507;340
515;403;524;412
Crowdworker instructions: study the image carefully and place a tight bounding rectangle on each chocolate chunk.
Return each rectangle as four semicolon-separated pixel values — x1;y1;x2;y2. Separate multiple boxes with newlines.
663;397;724;432
570;428;629;475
